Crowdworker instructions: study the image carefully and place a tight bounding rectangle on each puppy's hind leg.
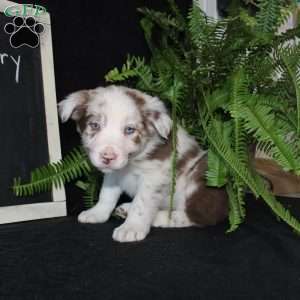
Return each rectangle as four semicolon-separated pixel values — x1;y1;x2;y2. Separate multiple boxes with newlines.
152;210;194;228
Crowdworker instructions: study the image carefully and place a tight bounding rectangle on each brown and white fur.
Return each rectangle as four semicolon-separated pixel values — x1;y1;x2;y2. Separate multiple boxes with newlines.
58;85;228;242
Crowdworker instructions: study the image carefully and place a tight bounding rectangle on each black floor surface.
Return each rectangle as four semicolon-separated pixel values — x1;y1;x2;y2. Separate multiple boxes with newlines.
1;198;300;300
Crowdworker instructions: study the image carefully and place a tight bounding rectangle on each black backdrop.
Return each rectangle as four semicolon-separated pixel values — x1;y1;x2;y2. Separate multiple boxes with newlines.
11;0;191;215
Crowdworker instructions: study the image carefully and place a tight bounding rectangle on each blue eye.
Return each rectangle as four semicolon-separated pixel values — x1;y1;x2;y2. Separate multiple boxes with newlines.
124;126;136;135
88;122;100;130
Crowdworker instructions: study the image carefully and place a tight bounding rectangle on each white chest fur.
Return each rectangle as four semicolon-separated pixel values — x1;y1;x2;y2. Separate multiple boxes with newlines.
118;169;141;198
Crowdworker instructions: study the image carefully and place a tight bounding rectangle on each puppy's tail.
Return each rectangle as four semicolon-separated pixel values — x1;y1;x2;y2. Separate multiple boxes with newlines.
254;158;300;197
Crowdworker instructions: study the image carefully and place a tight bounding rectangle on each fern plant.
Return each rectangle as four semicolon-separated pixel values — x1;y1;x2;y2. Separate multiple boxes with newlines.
13;0;300;233
13;147;91;196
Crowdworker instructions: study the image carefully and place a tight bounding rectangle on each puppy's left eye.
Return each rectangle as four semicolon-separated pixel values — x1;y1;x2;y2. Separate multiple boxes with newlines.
124;126;136;135
88;122;101;130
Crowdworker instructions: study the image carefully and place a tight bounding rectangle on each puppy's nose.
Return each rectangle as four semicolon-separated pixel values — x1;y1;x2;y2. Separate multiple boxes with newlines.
101;147;117;163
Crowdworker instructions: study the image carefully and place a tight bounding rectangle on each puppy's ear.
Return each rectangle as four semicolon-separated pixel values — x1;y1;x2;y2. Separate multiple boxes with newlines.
123;87;172;139
146;110;172;139
58;90;91;122
145;97;172;139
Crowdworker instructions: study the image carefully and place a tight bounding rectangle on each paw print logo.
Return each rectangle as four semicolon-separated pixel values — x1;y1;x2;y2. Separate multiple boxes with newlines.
4;16;44;49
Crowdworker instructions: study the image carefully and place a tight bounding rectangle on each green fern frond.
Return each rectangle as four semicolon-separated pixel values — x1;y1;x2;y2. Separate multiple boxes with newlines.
138;7;182;30
201;114;300;234
188;4;211;49
75;171;102;209
206;120;231;187
201;117;255;230
169;123;177;219
239;102;300;174
13;147;91;197
227;70;248;218
256;173;300;234
188;4;230;54
105;56;157;93
226;180;244;233
140;8;185;54
167;76;185;218
278;44;300;135
251;94;289;112
276;110;298;132
163;75;185;109
206;148;229;187
256;0;288;34
105;56;149;82
204;88;230;112
82;172;102;209
228;69;249;163
207;80;248;218
140;17;155;51
167;0;186;28
105;67;137;83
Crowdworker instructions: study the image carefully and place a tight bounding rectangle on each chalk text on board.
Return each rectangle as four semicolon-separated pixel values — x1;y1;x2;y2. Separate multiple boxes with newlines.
0;52;21;84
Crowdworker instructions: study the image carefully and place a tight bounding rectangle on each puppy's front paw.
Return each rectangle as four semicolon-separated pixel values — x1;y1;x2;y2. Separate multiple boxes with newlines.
112;223;149;242
78;208;109;224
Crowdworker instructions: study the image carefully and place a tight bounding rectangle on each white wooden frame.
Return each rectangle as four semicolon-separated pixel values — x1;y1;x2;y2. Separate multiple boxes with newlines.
196;0;299;32
195;0;218;18
0;0;66;224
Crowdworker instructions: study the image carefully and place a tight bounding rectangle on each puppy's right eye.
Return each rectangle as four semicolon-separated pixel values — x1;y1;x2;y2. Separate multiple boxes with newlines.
88;122;101;130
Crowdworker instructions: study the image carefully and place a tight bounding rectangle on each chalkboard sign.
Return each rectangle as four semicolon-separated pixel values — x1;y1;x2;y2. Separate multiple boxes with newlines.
0;0;66;224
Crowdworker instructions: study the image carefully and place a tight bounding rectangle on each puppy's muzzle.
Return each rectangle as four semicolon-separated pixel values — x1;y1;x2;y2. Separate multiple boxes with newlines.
101;146;118;165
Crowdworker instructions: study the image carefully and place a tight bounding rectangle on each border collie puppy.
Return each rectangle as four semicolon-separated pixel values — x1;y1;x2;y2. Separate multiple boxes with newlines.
59;86;228;242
